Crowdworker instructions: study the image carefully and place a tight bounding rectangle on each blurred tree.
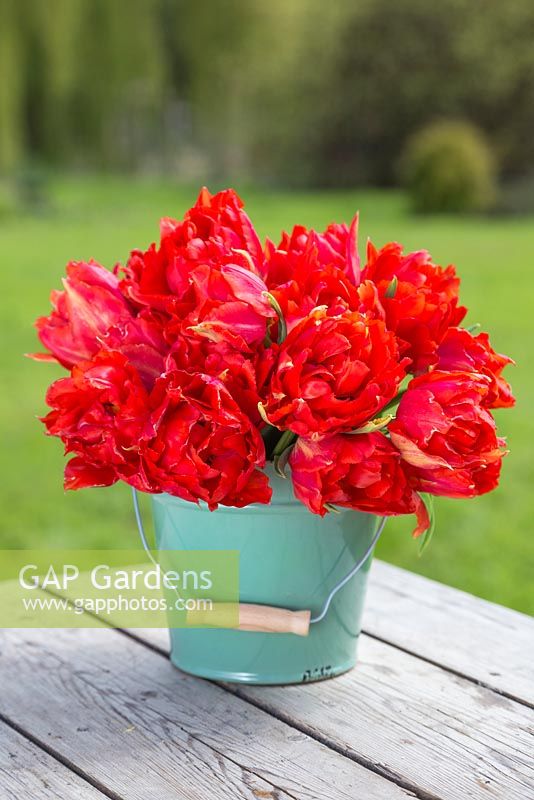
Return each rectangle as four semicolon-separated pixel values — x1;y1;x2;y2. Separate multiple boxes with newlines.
166;0;261;179
453;0;534;177
164;0;346;185
0;0;24;170
312;0;469;185
15;0;85;163
245;0;347;186
71;0;167;169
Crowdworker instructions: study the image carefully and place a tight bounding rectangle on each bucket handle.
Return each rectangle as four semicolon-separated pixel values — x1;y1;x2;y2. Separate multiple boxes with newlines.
309;515;386;624
132;488;385;637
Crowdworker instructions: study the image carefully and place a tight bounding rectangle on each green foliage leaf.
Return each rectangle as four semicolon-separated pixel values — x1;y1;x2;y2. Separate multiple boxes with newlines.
272;429;297;458
274;445;294;478
272;430;297;477
418;494;436;555
324;503;341;514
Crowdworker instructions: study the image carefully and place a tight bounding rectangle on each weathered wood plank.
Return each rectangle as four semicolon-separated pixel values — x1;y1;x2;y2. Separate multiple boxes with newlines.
365;560;534;705
0;721;108;800
0;627;415;800
228;635;534;800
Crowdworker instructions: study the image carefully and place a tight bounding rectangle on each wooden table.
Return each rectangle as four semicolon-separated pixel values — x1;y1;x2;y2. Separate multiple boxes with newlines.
1;560;533;799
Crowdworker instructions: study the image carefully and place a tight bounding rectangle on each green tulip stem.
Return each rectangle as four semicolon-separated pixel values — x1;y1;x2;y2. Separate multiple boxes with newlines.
272;429;297;459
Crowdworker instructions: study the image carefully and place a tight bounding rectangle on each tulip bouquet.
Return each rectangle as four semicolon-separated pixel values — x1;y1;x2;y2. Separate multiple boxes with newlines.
32;188;514;544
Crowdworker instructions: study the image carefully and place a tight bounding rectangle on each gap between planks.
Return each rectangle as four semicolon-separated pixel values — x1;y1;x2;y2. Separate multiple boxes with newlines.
365;561;534;708
0;710;125;800
361;628;534;711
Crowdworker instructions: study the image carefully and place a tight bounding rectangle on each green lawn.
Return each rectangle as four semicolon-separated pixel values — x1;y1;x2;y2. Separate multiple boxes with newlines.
1;175;532;613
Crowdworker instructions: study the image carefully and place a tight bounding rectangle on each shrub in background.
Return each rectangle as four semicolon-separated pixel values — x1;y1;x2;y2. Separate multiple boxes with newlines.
400;121;497;213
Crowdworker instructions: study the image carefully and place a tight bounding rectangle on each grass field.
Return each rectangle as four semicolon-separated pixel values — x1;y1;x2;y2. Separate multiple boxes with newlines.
1;175;532;613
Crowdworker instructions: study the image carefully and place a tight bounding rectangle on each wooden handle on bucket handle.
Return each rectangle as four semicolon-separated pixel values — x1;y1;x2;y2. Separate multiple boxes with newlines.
187;603;311;636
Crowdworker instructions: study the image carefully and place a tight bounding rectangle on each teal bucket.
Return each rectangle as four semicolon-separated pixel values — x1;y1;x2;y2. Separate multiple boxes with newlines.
150;468;381;685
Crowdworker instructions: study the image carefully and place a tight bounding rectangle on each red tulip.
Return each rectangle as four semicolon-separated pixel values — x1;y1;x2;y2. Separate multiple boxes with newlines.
99;310;167;387
389;371;506;497
316;217;360;284
32;260;166;386
142;371;272;508
33;260;132;364
436;327;515;408
180;186;264;273
362;242;466;373
289;433;429;536
265;215;360;288
184;262;275;350
262;307;409;436
117;188;273;350
42;351;155;491
123;187;264;304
